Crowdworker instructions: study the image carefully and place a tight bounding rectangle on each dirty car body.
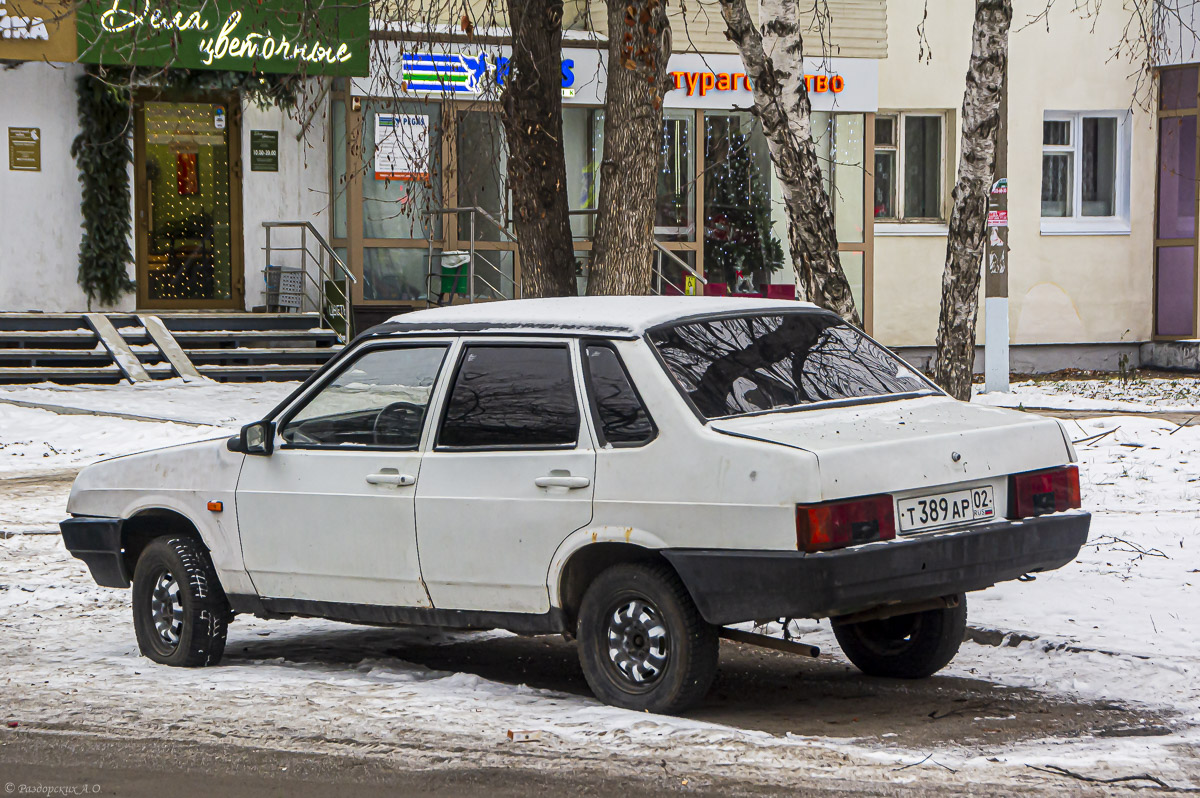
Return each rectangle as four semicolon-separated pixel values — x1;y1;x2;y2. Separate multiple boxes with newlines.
61;297;1090;712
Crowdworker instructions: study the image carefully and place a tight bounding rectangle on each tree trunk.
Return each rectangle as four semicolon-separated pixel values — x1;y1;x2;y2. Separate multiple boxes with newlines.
719;0;860;326
587;0;671;296
501;0;577;298
934;0;1012;400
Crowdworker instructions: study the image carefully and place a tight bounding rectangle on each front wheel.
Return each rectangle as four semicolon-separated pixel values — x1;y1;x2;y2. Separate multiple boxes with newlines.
576;563;718;714
131;536;229;667
832;594;967;679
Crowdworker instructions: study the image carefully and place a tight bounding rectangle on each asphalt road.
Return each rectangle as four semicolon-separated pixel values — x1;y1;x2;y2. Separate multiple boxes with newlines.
0;726;1097;797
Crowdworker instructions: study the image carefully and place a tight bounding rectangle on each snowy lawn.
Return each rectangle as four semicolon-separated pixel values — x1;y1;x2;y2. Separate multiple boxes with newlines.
0;378;298;427
976;375;1200;414
1;377;1198;787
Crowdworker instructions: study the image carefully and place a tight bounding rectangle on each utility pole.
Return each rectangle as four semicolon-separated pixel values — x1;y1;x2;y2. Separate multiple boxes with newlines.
984;56;1010;393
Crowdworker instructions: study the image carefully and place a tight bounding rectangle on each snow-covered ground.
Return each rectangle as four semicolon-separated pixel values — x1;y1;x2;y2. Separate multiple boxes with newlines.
1;378;1198;789
976;375;1200;414
0;378;296;426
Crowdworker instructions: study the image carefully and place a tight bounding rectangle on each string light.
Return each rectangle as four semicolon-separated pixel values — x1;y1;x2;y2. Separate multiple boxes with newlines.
146;102;232;302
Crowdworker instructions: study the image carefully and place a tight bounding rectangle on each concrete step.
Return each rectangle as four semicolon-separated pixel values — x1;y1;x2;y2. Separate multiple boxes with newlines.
194;363;320;382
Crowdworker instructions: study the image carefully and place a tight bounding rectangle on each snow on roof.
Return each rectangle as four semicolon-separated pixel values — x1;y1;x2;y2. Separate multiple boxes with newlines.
382;296;821;336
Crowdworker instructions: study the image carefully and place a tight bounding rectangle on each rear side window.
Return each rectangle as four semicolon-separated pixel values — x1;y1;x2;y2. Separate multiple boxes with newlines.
583;345;655;446
649;313;933;419
438;345;580;448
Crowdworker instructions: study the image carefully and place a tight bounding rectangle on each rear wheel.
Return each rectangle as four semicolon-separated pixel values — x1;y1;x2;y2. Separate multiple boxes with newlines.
576;563;718;714
832;595;967;679
131;536;229;667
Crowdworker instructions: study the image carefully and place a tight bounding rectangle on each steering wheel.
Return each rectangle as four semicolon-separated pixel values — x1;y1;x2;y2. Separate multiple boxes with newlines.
372;401;426;446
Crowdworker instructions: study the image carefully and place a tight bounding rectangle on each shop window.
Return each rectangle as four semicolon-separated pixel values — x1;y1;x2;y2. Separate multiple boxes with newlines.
657;110;695;242
704;112;784;290
565;108;600;239
873;112;946;222
456;111;509;243
362;99;442;241
1041;111;1129;230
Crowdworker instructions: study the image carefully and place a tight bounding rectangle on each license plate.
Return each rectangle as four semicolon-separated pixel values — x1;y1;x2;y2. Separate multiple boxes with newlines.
897;486;995;534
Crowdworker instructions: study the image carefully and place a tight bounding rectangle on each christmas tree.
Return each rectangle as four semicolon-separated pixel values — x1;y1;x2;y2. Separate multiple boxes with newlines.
704;122;785;290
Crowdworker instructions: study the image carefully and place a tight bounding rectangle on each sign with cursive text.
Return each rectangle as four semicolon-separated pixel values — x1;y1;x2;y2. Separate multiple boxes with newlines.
75;0;368;76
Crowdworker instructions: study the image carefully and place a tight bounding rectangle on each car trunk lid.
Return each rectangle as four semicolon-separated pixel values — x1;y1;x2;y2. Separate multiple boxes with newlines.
710;396;1070;500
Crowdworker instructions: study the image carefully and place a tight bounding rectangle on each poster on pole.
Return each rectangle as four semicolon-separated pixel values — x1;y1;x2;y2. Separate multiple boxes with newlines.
374;113;429;181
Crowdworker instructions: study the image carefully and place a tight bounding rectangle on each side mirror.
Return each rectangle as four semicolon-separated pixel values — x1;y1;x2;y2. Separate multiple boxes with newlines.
227;421;276;455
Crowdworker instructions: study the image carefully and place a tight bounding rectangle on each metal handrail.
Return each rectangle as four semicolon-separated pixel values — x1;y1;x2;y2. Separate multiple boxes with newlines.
421;206;522;306
651;240;707;296
262;221;355;341
263;221;355;283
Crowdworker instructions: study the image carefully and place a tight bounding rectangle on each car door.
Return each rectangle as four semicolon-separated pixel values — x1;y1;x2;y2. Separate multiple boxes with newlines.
237;341;451;608
415;339;596;614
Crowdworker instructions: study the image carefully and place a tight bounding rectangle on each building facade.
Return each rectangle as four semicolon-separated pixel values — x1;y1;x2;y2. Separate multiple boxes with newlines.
0;1;1184;372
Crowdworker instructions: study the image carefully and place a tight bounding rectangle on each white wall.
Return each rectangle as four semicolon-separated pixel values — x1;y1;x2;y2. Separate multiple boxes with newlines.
873;0;1155;347
0;64;332;313
239;96;332;310
0;62;133;312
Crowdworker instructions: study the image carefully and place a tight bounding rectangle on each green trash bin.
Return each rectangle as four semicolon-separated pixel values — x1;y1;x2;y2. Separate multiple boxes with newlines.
439;251;471;296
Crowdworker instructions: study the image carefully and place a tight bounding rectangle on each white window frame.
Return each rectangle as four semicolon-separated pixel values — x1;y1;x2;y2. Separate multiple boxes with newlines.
874;111;950;236
1040;110;1131;235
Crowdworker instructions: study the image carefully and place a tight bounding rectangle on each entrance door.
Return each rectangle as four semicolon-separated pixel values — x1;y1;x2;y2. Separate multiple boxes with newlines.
135;98;243;308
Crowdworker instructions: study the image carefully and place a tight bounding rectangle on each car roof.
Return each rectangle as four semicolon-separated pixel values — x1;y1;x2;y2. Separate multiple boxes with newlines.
375;296;821;337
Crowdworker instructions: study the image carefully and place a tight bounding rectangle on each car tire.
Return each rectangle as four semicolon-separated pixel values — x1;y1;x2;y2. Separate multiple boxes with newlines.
832;595;967;679
131;536;229;667
576;562;718;714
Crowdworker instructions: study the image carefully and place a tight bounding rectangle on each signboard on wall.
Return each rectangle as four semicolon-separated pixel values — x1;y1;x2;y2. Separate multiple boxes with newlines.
0;0;76;62
374;113;429;182
74;0;369;76
355;46;879;114
8;127;40;171
250;130;278;172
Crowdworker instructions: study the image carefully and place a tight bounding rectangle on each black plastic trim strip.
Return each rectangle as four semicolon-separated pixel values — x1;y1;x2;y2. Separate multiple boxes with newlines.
244;596;568;634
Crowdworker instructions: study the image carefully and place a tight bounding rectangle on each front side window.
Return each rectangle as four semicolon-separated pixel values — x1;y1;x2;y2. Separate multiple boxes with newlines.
874;112;946;221
281;345;448;447
1042;112;1125;220
649;314;933;419
439;345;580;448
583;344;655;446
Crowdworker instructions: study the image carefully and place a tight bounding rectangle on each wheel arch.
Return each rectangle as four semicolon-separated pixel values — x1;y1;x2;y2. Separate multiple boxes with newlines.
554;534;691;631
121;508;208;579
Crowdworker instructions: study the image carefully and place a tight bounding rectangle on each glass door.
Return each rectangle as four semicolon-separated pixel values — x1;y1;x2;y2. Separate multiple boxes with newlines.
1155;66;1200;338
135;98;242;308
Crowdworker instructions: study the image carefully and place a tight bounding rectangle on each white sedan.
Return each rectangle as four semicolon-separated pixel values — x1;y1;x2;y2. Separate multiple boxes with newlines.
61;297;1090;713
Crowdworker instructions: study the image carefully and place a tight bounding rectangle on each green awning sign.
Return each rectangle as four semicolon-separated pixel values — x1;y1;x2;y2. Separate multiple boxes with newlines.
75;0;369;76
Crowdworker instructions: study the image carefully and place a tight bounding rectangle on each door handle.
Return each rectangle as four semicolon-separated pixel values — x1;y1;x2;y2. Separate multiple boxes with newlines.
365;469;416;486
534;475;590;489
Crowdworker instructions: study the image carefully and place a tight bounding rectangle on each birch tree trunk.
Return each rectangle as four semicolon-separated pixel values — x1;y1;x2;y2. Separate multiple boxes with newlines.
719;0;859;325
587;0;671;296
502;0;578;297
934;0;1012;400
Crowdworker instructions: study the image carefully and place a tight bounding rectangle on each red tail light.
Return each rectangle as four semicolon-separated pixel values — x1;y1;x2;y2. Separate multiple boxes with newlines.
797;495;896;553
1009;465;1081;518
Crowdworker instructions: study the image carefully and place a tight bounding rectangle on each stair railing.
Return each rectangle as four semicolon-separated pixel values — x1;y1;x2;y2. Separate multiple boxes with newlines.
262;221;356;341
422;206;521;307
651;241;707;296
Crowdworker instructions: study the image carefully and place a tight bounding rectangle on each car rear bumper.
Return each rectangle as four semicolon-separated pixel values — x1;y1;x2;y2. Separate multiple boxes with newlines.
60;516;129;588
661;511;1091;626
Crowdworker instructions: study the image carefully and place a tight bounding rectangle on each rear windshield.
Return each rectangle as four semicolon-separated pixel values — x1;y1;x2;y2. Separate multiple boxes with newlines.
648;313;934;419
